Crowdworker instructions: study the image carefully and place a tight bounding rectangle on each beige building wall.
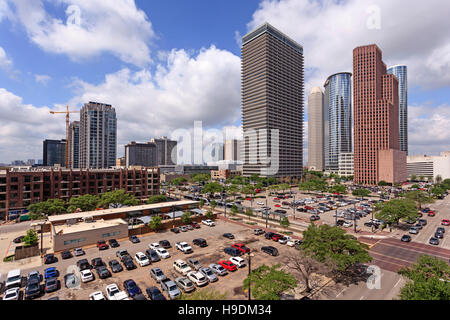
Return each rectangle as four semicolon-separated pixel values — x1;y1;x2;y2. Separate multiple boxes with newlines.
378;149;407;184
224;139;242;161
308;87;324;171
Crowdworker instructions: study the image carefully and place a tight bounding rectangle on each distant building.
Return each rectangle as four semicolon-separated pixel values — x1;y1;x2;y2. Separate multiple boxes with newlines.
151;137;177;166
125;141;157;167
338;153;354;177
43;139;66;167
26;159;35;166
224;139;242;161
68;121;80;169
307;87;324;171
79;102;117;169
407;151;450;181
116;157;126;167
211;169;241;181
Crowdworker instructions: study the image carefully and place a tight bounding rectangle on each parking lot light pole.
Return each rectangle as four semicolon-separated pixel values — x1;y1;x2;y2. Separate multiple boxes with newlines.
248;252;252;301
335;209;338;226
371;210;374;233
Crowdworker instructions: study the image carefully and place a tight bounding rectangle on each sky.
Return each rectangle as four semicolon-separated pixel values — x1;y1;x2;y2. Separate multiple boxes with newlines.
0;0;449;164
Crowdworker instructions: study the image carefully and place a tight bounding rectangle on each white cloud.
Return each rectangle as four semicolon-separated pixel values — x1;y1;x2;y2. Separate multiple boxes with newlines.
34;74;51;85
248;0;450;92
0;88;65;163
9;0;155;66
0;46;12;70
66;46;241;159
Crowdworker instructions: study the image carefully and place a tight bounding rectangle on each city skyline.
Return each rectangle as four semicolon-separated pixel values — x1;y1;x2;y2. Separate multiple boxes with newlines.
0;1;449;164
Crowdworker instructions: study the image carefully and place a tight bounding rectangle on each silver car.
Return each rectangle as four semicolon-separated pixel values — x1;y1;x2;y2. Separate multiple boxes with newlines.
150;267;167;283
209;263;228;276
199;267;218;283
175;277;195;293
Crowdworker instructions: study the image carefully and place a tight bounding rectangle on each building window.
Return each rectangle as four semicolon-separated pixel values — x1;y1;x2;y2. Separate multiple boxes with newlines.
63;238;86;246
102;231;120;238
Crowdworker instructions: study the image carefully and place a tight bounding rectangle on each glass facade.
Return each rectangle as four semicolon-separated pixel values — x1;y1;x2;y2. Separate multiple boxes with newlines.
387;65;408;154
324;72;352;172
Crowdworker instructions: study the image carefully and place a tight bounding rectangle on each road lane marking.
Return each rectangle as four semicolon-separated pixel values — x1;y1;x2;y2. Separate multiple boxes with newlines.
393;278;402;288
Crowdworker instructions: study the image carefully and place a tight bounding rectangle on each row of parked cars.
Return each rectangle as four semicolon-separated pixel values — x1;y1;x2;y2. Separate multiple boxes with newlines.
401;207;449;245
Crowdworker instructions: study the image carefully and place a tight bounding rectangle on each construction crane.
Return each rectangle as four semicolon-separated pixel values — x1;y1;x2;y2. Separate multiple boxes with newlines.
49;105;80;168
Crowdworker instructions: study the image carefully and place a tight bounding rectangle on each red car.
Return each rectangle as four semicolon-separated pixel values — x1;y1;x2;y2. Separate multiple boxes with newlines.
218;260;237;272
305;206;314;210
190;222;200;229
417;212;423;218
97;241;109;250
271;234;283;241
274;204;281;207
232;243;251;254
441;219;450;226
427;211;436;217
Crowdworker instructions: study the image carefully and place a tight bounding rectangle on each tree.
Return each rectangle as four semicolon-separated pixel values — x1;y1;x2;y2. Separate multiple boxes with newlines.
227;185;239;200
419;175;425;182
431;185;446;198
243;264;297;300
67;194;99;213
435;175;443;184
192;173;211;185
329;184;347;194
149;216;162;231
182;212;192;224
27;198;67;216
374;199;418;226
98;190;139;208
301;224;372;272
378;180;389;186
22;229;38;247
405;190;434;209
352;188;371;197
409;174;417;182
230;204;239;216
146;195;167;204
171;177;188;186
209;200;217;211
245;208;253;221
180;289;228;300
205;210;213;219
199;199;205;208
280;216;290;229
398;255;450;300
203;182;223;196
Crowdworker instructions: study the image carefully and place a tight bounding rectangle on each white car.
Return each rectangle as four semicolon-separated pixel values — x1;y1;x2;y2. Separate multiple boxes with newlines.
73;248;85;256
80;269;94;283
134;252;150;267
187;271;208;287
173;259;192;275
343;221;353;228
105;283;129;300
149;243;160;250
257;202;265;206
279;236;292;244
156;248;170;259
202;219;215;227
229;256;246;268
3;287;20;300
89;291;106;300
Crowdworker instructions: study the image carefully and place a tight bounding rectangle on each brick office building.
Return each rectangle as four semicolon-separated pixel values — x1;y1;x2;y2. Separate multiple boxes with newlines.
0;167;160;221
353;44;407;185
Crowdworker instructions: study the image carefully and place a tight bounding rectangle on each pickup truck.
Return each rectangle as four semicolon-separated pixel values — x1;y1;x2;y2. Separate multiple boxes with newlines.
176;242;193;254
160;278;181;300
105;283;129;300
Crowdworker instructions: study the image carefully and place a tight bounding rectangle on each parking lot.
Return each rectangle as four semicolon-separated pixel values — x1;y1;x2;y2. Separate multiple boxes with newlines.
1;219;300;300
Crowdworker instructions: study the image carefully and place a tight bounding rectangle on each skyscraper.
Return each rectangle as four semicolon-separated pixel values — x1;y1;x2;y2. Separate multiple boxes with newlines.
125;141;157;167
241;23;304;178
43;139;66;167
68;121;80;169
387;65;408;155
323;72;352;172
79;102;117;169
151;137;177;166
224;139;242;161
307;87;324;171
353;44;407;185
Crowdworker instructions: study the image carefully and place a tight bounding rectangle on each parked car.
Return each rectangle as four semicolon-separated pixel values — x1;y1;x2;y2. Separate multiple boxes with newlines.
109;239;120;248
121;256;137;270
401;235;412;242
61;251;72;260
435;231;444;239
191;222;201;229
176;242;193;254
44;267;58;279
209;263;228;276
223;247;243;257
271;234;284;242
231;243;250;254
3;287;20;300
91;258;105;268
44;277;59;293
429;237;439;245
437;227;446;234
129;236;140;244
156;248;171;259
108;259;123;273
76;259;91;271
180;226;188;232
261;246;279;256
173;259;192;275
441;219;450;226
123;279;142;298
223;233;235;239
199;267;218;283
218;260;237;272
97;241;109;250
73;248;85;256
187;258;202;271
80;269;94;283
409;227;419;234
89;291;106;300
160;278;181;299
149;243;160;250
145;249;160;263
25;277;41;300
146;286;166;300
310;215;320;221
150;267;167;283
105;283;129;300
134;252;151;267
418;219;428;226
159;240;171;249
264;232;275;239
13;235;24;244
95;266;111;279
253;229;265;235
175;277;196;293
171;227;180;233
134;294;148;300
187;271;208;287
192;238;208;247
202;219;215;227
44;254;57;264
229;256;246;268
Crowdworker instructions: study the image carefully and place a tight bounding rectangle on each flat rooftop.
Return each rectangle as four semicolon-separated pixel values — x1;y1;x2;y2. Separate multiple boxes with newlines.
53;218;127;236
48;200;199;223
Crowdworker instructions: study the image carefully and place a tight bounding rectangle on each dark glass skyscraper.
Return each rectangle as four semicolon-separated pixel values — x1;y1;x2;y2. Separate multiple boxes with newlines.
43;139;66;167
323;72;352;172
68;121;80;169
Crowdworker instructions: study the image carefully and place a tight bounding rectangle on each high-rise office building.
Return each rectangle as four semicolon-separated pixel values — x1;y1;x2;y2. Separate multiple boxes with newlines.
307;87;324;171
79;102;117;169
387;65;408;155
353;44;406;185
68;121;80;169
125;141;157;167
324;72;353;172
241;23;304;178
43;139;66;167
151;137;177;166
224;139;242;161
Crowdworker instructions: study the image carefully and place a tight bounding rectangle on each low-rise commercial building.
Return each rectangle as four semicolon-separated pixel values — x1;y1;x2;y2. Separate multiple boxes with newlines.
211;169;241;181
407;151;450;181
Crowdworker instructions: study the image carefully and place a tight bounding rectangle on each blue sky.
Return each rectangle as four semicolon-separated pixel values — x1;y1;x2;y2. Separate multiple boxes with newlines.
0;0;450;164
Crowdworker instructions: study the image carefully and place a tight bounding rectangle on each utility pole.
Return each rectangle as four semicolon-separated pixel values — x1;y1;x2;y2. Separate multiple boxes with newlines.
248;252;252;301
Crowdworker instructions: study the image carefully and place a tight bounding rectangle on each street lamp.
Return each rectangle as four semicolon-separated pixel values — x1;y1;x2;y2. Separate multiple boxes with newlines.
247;252;254;301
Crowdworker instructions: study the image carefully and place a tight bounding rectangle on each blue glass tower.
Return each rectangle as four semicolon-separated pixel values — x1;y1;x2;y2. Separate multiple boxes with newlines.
323;72;352;172
387;65;408;155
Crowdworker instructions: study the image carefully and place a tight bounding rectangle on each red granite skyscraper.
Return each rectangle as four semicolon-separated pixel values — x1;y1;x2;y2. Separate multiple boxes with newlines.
353;44;406;185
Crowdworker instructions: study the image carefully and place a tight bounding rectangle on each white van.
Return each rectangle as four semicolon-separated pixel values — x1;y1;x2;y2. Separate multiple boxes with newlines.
5;269;21;289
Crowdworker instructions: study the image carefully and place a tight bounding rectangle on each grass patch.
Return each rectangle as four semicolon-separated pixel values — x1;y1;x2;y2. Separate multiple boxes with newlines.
245;222;257;225
3;255;15;262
